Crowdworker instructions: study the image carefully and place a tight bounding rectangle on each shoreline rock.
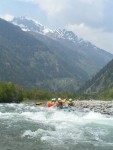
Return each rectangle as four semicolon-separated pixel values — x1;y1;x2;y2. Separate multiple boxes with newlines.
75;100;113;115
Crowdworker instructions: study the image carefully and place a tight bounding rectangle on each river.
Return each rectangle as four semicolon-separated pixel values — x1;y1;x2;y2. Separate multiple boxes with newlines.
0;103;113;150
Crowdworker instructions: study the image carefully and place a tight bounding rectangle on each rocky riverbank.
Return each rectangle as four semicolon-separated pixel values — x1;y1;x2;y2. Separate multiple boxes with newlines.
75;100;113;115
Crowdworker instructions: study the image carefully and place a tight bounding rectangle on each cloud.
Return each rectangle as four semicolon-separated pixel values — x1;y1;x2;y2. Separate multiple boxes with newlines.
6;0;113;52
0;14;14;21
18;0;107;29
67;23;113;53
17;0;113;31
18;0;68;17
19;0;113;52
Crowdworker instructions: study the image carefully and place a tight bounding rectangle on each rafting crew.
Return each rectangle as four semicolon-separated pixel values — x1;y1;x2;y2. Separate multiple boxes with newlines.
47;98;75;108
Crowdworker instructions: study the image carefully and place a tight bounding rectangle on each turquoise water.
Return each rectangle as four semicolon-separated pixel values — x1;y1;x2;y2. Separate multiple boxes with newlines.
0;103;113;150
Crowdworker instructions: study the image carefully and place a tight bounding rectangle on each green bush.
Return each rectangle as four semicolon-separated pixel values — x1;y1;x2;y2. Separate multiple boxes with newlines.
0;82;23;103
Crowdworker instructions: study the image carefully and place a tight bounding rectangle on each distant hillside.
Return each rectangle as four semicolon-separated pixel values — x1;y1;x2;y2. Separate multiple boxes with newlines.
0;18;113;92
79;59;113;94
12;17;113;77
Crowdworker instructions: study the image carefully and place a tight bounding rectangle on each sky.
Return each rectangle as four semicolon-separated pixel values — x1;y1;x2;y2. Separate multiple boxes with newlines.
0;0;113;54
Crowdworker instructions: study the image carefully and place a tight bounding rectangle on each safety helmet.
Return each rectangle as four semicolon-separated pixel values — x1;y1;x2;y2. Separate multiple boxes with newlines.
52;98;56;101
58;98;61;101
69;98;72;101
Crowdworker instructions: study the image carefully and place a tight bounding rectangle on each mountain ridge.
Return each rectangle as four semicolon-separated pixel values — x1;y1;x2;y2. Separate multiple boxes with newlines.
11;16;96;47
0;17;113;91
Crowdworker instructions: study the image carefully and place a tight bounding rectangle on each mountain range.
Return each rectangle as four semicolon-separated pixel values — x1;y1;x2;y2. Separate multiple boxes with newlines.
0;17;113;92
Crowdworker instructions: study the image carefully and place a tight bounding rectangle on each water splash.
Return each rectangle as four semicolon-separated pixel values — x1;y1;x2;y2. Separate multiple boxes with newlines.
0;103;113;150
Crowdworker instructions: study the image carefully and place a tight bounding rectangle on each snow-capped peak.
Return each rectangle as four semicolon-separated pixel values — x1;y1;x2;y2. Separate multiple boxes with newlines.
11;16;92;47
11;16;46;33
43;28;54;34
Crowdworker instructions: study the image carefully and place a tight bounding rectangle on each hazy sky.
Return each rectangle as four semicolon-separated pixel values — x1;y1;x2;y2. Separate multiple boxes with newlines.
0;0;113;53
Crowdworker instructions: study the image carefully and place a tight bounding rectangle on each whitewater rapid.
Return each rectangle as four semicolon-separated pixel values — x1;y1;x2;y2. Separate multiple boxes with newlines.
0;103;113;150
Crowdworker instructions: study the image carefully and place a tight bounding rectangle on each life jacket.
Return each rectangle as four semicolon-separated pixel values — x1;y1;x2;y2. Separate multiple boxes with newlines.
67;101;74;106
62;99;66;105
47;101;55;107
57;101;63;108
58;101;62;105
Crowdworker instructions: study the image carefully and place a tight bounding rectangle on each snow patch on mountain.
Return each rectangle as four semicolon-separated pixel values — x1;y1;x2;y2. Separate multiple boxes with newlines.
11;16;95;48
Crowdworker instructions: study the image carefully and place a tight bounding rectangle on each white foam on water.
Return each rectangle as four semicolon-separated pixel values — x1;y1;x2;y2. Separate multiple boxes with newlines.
17;107;113;127
22;130;39;138
1;104;113;147
22;128;51;140
5;103;25;109
6;106;110;146
0;112;15;119
21;111;47;122
1;104;113;126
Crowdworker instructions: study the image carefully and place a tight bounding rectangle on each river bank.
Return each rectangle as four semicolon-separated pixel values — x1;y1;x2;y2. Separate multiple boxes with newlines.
75;100;113;115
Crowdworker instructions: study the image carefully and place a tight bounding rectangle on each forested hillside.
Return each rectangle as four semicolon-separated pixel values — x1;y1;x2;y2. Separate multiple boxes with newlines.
0;18;113;92
79;59;113;94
